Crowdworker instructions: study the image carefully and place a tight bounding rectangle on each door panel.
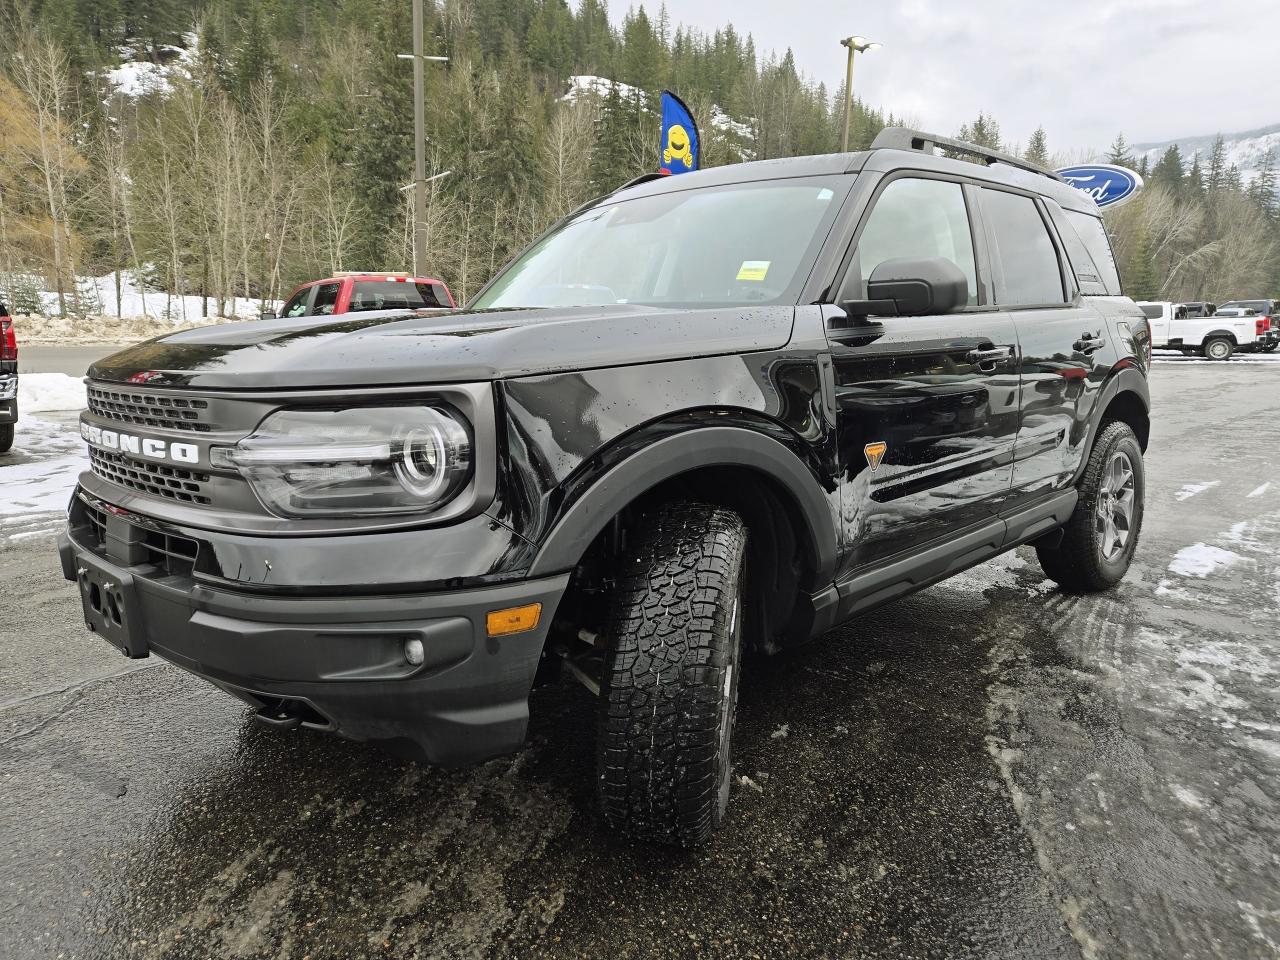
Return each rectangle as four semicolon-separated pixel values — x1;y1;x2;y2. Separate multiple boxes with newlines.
1009;304;1105;498
832;311;1020;573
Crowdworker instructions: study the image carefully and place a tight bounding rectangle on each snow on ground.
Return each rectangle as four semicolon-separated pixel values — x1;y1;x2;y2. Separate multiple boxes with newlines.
562;75;756;144
0;378;89;542
1174;480;1220;502
1167;543;1243;578
102;35;197;101
18;373;87;414
1247;483;1272;498
1153;349;1280;364
37;271;268;324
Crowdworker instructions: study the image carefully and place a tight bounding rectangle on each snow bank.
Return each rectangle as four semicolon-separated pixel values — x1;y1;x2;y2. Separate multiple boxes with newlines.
562;75;756;143
13;311;229;345
37;271;269;324
19;374;86;414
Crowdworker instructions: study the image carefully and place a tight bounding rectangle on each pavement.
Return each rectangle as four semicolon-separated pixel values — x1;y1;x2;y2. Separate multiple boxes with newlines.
17;344;132;377
1;356;1278;959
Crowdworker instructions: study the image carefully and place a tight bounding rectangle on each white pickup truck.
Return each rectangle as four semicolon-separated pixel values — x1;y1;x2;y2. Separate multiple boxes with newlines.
1137;301;1278;360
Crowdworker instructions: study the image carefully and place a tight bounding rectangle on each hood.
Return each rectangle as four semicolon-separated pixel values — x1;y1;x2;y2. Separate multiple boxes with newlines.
87;304;795;389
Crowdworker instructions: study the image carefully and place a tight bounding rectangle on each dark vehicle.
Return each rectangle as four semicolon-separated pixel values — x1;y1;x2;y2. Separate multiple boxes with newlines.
58;129;1152;845
0;301;16;453
268;272;456;319
1181;301;1217;319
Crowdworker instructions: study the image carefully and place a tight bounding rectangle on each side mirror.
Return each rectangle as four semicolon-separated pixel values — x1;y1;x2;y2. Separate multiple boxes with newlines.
842;256;969;318
260;310;277;320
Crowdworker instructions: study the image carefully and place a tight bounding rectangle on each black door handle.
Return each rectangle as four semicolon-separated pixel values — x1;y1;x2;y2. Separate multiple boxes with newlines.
966;346;1013;367
1074;333;1106;353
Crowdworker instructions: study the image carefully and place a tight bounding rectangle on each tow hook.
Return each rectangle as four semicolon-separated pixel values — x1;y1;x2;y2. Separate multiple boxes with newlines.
253;704;304;731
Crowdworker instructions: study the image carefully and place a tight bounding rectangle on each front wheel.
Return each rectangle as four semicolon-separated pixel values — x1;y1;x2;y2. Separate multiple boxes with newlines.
0;423;13;454
1203;337;1234;360
1036;421;1144;593
597;501;747;846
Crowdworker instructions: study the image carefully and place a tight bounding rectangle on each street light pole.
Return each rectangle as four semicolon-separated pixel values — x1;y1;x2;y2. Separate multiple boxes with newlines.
401;3;449;277
411;0;427;277
840;35;882;153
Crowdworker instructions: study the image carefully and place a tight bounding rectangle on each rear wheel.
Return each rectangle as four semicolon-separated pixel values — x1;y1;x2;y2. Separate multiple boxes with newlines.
1036;421;1144;593
1203;337;1234;360
0;423;13;453
597;501;747;846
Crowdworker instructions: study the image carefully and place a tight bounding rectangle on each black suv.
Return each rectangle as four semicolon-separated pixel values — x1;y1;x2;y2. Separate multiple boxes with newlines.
58;129;1151;845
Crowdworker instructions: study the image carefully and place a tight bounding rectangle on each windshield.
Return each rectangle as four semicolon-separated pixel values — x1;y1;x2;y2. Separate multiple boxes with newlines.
471;176;851;310
1219;300;1268;312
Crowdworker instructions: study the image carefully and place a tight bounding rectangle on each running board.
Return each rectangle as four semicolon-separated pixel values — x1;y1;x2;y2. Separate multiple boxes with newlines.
829;490;1077;623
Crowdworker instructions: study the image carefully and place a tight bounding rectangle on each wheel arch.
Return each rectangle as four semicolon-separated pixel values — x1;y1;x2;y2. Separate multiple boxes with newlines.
1203;329;1238;344
1074;368;1150;487
529;423;838;588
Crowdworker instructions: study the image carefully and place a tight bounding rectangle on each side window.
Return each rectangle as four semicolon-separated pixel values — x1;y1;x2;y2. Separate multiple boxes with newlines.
855;177;978;306
1062;210;1122;296
981;189;1066;305
310;282;341;316
281;288;310;318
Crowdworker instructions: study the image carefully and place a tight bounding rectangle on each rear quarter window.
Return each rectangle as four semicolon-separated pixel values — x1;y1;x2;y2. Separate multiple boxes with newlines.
1062;210;1123;296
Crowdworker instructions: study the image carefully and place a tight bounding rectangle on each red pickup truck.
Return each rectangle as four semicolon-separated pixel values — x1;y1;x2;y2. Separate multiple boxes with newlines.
271;273;456;319
1;300;16;453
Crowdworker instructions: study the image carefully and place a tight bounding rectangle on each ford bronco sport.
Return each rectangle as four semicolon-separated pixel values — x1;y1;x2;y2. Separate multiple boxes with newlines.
58;129;1151;845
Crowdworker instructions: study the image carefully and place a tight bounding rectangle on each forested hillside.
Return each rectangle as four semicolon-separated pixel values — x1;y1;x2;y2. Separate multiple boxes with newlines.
0;0;1275;318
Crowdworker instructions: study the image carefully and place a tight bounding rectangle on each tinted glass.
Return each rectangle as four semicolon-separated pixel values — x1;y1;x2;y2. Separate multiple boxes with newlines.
856;178;977;305
310;282;341;316
1062;210;1122;295
1139;303;1164;320
982;190;1065;305
349;280;447;312
281;288;310;318
471;177;850;309
1220;300;1268;312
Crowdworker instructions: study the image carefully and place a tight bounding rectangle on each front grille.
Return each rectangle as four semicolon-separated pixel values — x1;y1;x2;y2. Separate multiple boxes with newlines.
89;447;212;504
87;385;212;432
79;499;200;578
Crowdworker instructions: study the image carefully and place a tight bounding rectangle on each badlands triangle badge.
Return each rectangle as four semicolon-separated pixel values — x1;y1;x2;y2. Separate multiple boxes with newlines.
864;441;887;472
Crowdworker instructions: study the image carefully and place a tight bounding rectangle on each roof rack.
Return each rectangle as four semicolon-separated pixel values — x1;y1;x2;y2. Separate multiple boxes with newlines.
614;172;671;193
870;127;1062;182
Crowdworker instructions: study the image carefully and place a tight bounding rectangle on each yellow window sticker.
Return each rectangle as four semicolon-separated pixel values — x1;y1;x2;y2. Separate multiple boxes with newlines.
737;260;771;282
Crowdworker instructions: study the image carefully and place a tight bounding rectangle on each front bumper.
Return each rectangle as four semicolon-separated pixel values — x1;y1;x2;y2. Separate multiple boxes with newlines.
58;514;569;766
0;374;16;423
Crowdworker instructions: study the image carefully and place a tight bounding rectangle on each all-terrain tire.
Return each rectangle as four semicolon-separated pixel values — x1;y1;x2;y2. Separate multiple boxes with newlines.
1036;421;1144;593
597;501;747;846
0;423;13;454
1202;337;1233;361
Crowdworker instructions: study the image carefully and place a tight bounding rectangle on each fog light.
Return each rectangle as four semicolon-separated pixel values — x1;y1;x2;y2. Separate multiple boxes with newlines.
486;603;542;637
404;638;425;665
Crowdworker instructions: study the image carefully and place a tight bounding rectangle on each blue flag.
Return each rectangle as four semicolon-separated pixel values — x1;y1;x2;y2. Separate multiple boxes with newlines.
659;91;699;175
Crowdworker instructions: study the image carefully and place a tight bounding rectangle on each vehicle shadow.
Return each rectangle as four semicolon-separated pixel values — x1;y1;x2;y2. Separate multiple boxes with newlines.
95;567;1076;960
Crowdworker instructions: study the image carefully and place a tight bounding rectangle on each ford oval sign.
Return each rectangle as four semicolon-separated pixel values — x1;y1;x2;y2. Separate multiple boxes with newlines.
1056;164;1144;208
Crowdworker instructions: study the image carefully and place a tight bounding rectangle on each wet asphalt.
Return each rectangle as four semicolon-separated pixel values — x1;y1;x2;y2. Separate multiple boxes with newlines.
2;362;1278;959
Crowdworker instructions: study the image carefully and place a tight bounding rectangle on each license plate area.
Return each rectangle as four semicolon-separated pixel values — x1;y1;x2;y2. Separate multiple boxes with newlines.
76;552;149;658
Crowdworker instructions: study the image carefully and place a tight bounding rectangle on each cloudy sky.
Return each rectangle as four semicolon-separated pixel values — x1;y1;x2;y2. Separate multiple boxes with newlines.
613;0;1278;154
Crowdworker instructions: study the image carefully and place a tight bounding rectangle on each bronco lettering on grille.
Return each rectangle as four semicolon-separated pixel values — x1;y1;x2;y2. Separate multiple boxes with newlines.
80;422;199;465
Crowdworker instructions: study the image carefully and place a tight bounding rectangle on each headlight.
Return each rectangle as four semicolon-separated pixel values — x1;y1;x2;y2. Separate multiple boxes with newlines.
223;406;472;518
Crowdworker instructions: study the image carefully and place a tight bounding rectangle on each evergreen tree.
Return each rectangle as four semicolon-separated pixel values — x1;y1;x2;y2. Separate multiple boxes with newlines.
1186;154;1205;198
1023;126;1049;167
1105;133;1135;167
957;112;1001;151
1247;150;1277;220
1204;135;1227;194
1149;145;1184;196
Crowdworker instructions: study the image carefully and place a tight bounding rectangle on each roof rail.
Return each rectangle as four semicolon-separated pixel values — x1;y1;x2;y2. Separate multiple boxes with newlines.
870;127;1062;182
614;172;670;193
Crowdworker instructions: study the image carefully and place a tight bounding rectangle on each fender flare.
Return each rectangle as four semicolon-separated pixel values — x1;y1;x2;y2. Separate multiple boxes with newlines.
527;425;838;586
1201;329;1238;343
1072;367;1151;484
